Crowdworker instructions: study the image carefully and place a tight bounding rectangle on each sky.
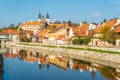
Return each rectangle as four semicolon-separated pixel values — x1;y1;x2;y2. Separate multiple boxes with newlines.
0;0;120;27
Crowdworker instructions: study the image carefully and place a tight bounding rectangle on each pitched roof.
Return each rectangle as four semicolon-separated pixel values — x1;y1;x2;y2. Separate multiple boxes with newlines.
49;27;63;33
25;30;34;35
56;35;66;40
37;29;49;37
2;29;19;35
19;21;40;26
115;25;120;32
49;23;68;27
71;23;89;37
95;19;118;33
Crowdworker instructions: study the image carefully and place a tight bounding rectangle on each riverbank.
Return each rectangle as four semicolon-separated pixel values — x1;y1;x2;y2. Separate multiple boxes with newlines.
5;42;120;69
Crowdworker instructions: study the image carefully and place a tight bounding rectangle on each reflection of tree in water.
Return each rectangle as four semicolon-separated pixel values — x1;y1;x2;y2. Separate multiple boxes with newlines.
38;64;45;71
38;63;50;71
90;69;96;80
46;63;49;71
18;50;27;60
97;67;117;80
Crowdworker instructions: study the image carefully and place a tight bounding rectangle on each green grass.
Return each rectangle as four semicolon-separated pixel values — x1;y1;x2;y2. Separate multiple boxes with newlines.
64;46;120;54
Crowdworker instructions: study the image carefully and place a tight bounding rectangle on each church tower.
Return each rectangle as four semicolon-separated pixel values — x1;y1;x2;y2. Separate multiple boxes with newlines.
38;12;41;22
45;12;50;24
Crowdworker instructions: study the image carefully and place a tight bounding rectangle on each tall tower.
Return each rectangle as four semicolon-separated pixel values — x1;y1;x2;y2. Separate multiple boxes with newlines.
38;12;41;22
46;12;50;24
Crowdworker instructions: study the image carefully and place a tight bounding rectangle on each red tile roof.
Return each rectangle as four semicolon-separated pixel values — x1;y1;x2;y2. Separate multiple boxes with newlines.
56;35;66;40
37;29;49;37
19;21;40;26
71;23;89;37
115;25;120;32
25;30;34;35
2;29;19;35
95;19;117;33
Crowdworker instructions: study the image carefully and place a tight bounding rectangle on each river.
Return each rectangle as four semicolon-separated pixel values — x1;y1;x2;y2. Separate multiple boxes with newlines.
0;45;120;80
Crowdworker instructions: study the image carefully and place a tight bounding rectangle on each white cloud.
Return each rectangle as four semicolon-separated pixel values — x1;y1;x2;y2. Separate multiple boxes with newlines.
92;12;102;17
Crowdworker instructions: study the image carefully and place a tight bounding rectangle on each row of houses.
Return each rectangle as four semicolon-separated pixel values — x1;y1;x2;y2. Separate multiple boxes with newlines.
18;18;120;46
1;18;120;47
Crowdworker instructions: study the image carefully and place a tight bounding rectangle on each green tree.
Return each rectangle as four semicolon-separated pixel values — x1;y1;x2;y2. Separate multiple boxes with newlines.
68;20;72;26
100;26;117;44
72;37;91;45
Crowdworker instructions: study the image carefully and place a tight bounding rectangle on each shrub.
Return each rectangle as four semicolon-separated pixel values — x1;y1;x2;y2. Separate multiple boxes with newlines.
72;37;91;45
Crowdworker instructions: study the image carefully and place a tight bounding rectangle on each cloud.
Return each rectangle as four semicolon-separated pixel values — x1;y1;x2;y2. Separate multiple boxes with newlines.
92;12;102;17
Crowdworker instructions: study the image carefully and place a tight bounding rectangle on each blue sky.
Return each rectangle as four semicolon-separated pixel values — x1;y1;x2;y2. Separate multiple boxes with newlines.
0;0;120;27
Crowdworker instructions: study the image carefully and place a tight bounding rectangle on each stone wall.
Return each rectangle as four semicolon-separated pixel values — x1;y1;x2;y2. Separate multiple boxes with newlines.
5;42;120;68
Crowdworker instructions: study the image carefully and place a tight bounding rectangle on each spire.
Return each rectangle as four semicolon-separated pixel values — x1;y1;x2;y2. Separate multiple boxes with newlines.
38;12;41;19
46;12;49;19
42;15;44;19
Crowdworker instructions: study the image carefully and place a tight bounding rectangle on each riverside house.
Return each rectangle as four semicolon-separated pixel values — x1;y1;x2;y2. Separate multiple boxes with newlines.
48;27;67;44
1;29;19;42
89;18;120;46
36;29;49;43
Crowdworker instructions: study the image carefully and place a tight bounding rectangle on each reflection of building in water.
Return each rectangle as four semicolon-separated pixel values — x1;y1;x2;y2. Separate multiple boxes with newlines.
0;45;8;54
0;54;4;80
9;47;19;54
3;48;120;80
47;55;68;70
2;53;18;59
69;59;73;69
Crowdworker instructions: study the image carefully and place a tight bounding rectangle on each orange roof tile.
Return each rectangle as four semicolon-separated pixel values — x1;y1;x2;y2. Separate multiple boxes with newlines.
95;19;117;33
49;23;68;27
37;29;49;37
25;30;34;35
56;35;66;40
71;23;89;37
2;29;19;35
19;21;40;26
115;25;120;32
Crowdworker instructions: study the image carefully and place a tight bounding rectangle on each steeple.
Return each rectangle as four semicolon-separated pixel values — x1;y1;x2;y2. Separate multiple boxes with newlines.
38;12;41;22
46;12;49;19
38;12;41;19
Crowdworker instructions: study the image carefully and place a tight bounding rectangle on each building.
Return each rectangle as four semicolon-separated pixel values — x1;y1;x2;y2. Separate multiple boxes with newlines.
48;27;67;44
0;29;19;43
36;29;49;43
89;18;120;46
19;12;50;35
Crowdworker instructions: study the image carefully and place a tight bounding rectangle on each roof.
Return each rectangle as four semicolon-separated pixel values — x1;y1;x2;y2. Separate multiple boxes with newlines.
71;23;89;37
56;35;66;40
49;27;63;33
19;21;40;26
95;19;118;33
115;25;120;32
49;23;68;27
37;29;49;37
25;30;34;35
2;29;19;35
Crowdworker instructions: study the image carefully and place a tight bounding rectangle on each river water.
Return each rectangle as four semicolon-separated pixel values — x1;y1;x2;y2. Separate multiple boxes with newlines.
0;46;120;80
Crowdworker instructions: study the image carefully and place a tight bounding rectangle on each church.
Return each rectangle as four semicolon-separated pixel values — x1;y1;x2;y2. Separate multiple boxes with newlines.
19;12;50;35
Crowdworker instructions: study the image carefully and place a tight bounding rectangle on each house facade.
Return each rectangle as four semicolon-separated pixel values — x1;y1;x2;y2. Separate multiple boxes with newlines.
89;18;120;46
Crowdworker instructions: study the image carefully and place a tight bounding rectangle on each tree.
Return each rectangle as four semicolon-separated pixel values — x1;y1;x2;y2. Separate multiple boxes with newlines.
100;26;117;44
68;20;72;26
72;37;91;45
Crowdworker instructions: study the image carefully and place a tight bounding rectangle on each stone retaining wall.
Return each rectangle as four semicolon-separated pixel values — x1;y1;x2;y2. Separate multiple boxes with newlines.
5;42;120;68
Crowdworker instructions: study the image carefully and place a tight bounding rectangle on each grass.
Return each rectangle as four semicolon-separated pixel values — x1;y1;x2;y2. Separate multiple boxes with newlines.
18;42;120;54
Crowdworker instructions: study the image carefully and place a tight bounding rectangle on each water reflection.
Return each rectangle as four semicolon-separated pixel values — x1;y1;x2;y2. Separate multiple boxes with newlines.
1;47;120;80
